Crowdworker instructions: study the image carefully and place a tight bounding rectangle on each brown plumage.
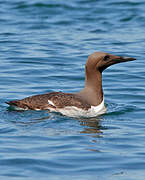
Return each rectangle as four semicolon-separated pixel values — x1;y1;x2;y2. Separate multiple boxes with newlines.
6;92;91;110
6;52;136;114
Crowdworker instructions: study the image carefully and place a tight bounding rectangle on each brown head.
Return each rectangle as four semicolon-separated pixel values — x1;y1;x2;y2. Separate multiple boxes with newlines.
77;52;136;106
86;52;136;73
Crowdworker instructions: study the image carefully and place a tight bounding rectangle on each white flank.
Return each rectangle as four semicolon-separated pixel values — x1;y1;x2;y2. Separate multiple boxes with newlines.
10;99;106;118
56;99;106;118
48;100;55;107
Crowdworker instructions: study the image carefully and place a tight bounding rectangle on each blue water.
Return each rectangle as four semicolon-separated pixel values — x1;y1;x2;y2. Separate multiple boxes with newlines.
0;0;145;179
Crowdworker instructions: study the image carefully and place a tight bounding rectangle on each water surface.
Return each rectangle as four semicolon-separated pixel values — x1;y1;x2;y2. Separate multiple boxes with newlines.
0;0;145;179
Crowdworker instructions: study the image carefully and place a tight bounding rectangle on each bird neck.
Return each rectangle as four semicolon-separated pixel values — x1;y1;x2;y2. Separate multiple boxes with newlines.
77;67;103;106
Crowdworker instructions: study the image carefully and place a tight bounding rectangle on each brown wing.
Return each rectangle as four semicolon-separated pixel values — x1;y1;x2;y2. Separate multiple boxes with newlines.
6;92;91;110
48;92;91;110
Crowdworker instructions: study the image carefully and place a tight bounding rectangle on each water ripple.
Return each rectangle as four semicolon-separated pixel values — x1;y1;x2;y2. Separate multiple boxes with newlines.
0;0;145;179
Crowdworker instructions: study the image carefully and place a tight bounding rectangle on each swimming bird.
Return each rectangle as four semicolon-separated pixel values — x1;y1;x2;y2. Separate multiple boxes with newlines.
6;52;136;117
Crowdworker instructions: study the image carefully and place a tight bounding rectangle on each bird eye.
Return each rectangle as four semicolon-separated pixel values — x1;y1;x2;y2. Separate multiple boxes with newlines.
104;55;110;61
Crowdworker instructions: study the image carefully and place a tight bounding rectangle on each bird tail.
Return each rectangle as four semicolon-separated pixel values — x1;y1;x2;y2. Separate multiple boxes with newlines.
6;100;20;106
6;100;28;110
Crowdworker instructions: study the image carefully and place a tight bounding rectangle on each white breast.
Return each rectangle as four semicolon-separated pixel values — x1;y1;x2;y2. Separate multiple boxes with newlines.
55;99;106;118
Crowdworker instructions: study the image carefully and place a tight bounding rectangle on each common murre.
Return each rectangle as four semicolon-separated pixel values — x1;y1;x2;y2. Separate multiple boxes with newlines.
6;52;136;117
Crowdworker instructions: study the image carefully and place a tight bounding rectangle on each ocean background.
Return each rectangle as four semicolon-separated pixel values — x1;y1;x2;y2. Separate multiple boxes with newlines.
0;0;145;179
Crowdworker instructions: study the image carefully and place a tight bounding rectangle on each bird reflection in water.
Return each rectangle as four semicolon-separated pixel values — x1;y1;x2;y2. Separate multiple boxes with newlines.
31;113;105;136
8;109;106;138
78;116;108;152
78;116;106;136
